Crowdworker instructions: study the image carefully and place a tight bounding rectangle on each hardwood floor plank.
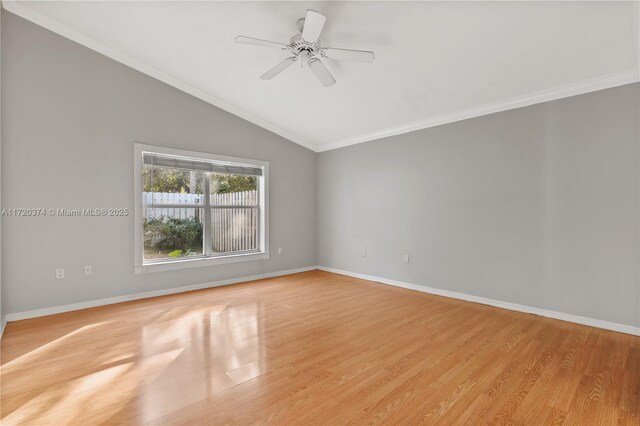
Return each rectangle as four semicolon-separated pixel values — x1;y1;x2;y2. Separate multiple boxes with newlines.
1;270;638;425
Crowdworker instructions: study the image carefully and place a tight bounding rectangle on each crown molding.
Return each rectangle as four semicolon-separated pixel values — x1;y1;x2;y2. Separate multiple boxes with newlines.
1;0;320;152
317;68;640;152
3;1;639;154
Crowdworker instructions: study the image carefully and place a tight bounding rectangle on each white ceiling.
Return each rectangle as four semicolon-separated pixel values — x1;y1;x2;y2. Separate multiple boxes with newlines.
4;1;639;152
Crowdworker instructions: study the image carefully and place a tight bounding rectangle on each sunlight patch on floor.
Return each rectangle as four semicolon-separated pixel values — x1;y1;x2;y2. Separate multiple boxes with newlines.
1;322;111;371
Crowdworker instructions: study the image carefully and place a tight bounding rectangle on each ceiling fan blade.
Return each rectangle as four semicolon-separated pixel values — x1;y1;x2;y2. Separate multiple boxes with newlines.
235;36;289;49
301;10;326;43
260;57;298;80
308;58;336;87
322;47;375;63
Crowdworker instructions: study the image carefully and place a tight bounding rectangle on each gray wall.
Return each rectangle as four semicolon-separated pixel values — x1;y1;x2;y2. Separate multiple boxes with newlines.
1;11;316;314
318;83;640;327
0;10;3;328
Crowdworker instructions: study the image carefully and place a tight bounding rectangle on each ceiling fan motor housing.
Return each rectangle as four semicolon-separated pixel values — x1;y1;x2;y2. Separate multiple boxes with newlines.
289;33;321;58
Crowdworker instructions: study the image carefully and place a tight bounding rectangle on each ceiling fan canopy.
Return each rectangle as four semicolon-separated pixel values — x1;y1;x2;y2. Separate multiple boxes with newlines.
235;9;375;87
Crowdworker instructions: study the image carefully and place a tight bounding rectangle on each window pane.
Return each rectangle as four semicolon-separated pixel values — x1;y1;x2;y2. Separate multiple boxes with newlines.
144;208;204;260
143;165;205;205
211;207;259;254
209;173;259;254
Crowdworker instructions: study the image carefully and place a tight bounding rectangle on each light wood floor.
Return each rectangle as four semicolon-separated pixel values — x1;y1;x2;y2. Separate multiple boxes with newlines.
1;271;638;425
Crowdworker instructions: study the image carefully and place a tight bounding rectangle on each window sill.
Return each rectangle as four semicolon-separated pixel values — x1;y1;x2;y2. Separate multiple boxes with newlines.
135;251;270;274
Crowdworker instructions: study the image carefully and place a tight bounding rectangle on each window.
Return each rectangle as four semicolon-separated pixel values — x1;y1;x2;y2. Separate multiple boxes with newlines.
134;144;269;273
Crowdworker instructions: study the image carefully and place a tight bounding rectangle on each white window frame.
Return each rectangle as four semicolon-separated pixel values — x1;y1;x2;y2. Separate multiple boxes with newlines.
134;143;269;274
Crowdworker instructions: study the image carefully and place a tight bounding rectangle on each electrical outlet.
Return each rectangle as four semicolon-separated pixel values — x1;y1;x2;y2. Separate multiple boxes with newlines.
278;248;283;255
403;254;410;263
361;249;367;257
56;268;65;279
84;265;93;276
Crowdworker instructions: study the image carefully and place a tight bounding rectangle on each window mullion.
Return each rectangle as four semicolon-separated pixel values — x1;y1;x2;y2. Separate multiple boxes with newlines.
203;175;212;256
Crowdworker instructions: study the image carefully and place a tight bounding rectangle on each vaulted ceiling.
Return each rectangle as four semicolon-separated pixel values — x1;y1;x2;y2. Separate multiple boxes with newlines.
4;1;639;152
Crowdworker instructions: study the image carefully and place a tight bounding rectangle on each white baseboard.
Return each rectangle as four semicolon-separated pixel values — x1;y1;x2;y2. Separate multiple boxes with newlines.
318;266;640;336
4;266;317;322
6;265;639;337
0;318;6;340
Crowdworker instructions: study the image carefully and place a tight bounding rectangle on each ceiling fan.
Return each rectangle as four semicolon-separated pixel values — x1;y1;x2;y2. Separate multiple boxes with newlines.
235;9;375;87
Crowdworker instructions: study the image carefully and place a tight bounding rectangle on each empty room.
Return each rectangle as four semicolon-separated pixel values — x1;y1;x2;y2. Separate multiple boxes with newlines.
0;1;639;425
